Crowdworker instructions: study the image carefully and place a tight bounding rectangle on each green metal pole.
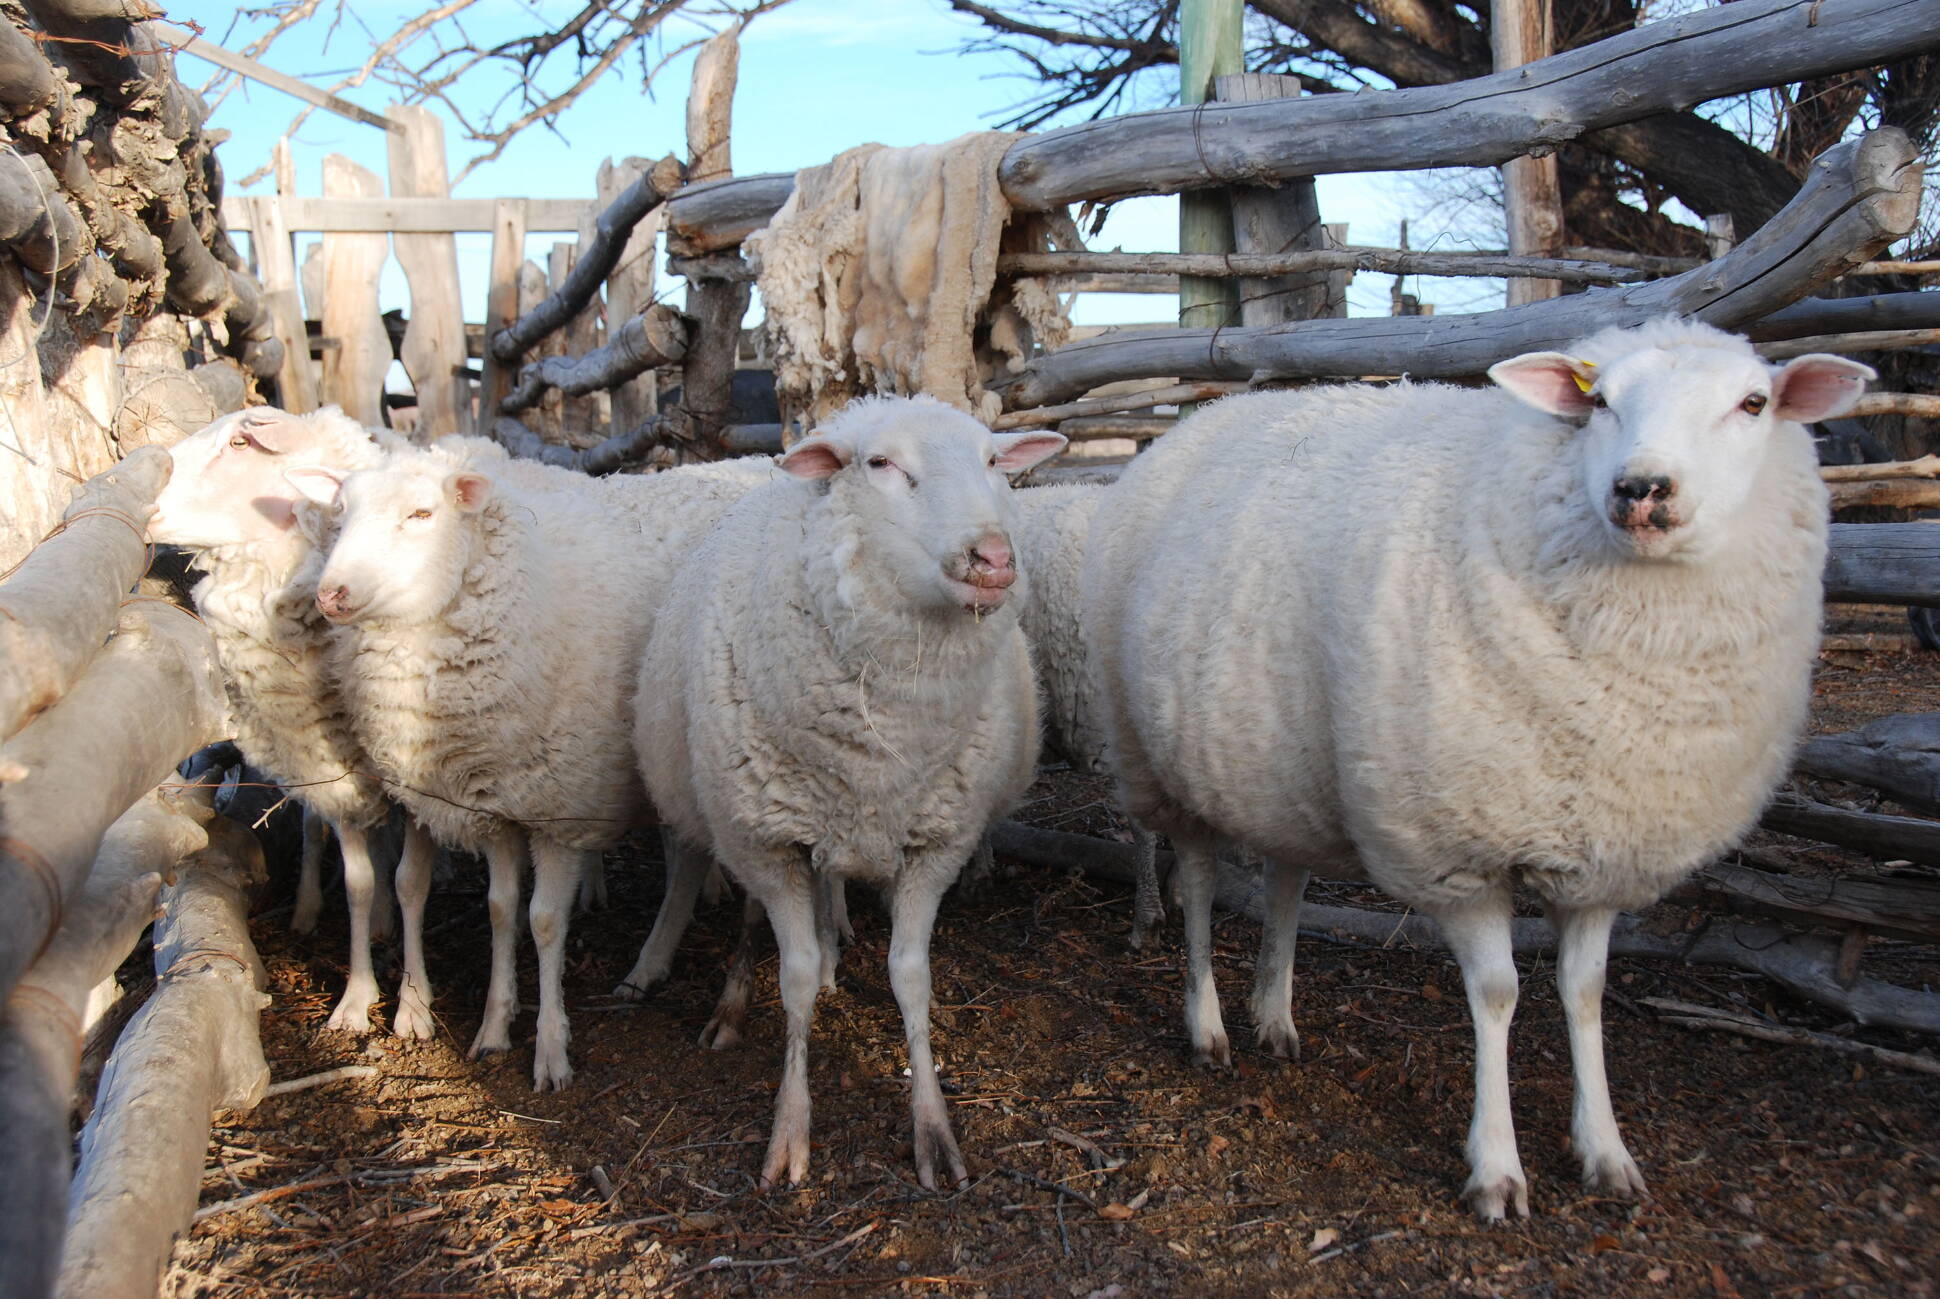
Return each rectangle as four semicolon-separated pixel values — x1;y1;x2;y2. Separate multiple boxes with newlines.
1177;0;1242;332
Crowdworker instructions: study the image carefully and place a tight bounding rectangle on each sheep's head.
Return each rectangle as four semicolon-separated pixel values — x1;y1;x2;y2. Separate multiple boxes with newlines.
779;396;1065;616
1490;320;1870;561
286;449;490;625
149;405;381;553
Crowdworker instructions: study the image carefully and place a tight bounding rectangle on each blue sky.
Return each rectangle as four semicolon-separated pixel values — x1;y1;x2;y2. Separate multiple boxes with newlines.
171;0;1503;328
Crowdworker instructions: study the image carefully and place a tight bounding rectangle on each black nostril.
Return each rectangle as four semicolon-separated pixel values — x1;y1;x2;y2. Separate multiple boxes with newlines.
1612;475;1674;502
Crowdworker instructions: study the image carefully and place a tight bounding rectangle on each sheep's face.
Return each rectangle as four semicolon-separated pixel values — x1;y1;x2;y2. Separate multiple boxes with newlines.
1491;343;1871;561
780;399;1065;616
150;406;374;552
288;459;488;625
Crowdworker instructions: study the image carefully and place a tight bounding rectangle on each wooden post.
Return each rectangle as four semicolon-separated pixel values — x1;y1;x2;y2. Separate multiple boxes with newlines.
686;27;740;186
385;105;470;440
1493;0;1564;306
318;155;391;426
1705;212;1737;260
1177;0;1242;331
1213;72;1327;326
518;258;561;442
597;158;661;432
555;233;605;445
243;197;316;413
479;198;527;420
676;18;748;460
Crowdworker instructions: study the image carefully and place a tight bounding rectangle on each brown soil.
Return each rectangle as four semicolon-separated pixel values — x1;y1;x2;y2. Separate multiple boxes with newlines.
158;631;1940;1299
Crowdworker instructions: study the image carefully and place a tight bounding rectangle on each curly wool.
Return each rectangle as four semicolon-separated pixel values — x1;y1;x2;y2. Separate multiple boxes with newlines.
1083;323;1828;914
332;445;771;852
1011;483;1108;773
638;454;1039;892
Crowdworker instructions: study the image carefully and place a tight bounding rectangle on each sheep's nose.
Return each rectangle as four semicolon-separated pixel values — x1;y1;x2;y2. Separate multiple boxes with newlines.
1611;474;1675;503
316;584;352;618
969;533;1012;575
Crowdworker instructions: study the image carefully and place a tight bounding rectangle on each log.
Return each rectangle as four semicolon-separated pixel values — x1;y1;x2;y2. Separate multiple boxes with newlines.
685;28;739;186
1176;0;1242;330
1000;130;1922;406
0;447;170;743
386;105;471;440
491;414;675;475
0;149;90;275
57;800;269;1299
666;251;754;282
1492;0;1562;306
1795;713;1940;816
1750;291;1940;341
243;193;318;413
318;155;391;427
1819;454;1940;483
663;172;795;256
500;305;691;414
1058;414;1175;441
1214;72;1328;327
1675;854;1940;945
1758;328;1940;361
1850;394;1940;420
0;17;60;112
997;248;1646;284
479;198;528;419
1645;999;1940;1078
598;157;664;434
1823;524;1940;608
0;790;196;1299
548;239;602;442
488;155;684;363
676;276;751;459
0;602;226;1006
1762;793;1940;876
996;0;1940;210
991;380;1248;430
1828;479;1940;511
989;820;1940;1034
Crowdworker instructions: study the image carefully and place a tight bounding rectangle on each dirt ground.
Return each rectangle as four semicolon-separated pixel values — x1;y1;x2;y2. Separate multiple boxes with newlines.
151;616;1940;1298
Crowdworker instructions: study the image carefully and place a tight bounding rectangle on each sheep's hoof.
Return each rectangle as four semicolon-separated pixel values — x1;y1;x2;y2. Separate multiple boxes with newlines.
1464;1169;1531;1222
467;1028;512;1059
290;901;321;935
612;977;659;1004
759;1126;811;1188
913;1121;969;1192
1581;1151;1646;1198
1254;1019;1300;1063
532;1056;574;1092
698;1014;742;1051
392;990;436;1041
1190;1032;1232;1071
325;985;377;1034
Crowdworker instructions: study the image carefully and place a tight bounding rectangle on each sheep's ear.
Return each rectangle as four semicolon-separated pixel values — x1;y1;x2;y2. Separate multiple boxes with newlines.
1488;352;1598;417
231;407;303;454
1771;353;1874;423
779;434;850;480
283;466;344;506
447;472;492;512
990;431;1067;474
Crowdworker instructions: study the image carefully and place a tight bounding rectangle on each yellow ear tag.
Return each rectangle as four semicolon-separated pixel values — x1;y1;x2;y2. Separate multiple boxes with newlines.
1570;359;1598;394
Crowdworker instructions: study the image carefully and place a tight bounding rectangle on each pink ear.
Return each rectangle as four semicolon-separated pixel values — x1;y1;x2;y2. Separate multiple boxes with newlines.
779;434;849;480
283;466;344;506
236;407;303;454
1771;354;1874;423
1488;352;1598;417
991;432;1067;474
447;472;492;512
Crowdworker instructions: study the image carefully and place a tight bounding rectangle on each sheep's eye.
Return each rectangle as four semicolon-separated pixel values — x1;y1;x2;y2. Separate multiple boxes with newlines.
988;455;998;468
228;435;251;449
1741;393;1768;416
406;508;432;520
1590;391;1607;410
866;455;890;470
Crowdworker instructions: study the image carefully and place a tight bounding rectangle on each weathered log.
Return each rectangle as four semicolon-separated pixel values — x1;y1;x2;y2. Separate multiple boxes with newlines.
1824;524;1940;608
721;423;783;455
1000;130;1922;406
0;150;90;275
1758;328;1940;361
317;155;391;426
992;380;1247;431
386;104;471;440
1763;792;1940;876
998;247;1646;284
57;799;268;1299
990;820;1940;1034
0;447;169;743
1849;394;1940;421
489;154;684;363
500;305;691;414
491;413;682;475
1215;72;1328;327
686;28;738;186
1820;453;1940;482
664;172;795;256
1646;998;1940;1078
1059;414;1175;441
1674;852;1940;945
665;251;754;282
597;157;664;436
0;18;60;112
0;790;197;1299
997;0;1940;210
1795;713;1940;816
676;276;751;458
1492;0;1563;305
1749;291;1940;341
1828;479;1940;511
0;602;226;1006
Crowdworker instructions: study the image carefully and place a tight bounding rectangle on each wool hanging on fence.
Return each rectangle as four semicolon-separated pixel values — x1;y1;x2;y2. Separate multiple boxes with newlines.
748;131;1073;432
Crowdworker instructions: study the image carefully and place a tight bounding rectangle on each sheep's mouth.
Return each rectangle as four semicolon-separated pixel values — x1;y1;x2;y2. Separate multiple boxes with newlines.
1606;517;1689;558
944;575;1012;612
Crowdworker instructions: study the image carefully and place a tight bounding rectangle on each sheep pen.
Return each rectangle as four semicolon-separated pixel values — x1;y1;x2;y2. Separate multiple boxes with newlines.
0;1;1937;1295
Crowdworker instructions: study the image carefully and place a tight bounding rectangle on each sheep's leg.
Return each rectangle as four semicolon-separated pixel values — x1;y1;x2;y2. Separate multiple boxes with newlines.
369;827;397;943
469;829;526;1059
889;871;967;1190
828;874;854;946
578;855;609;913
528;839;584;1091
1128;825;1162;950
325;821;381;1033
814;873;843;991
1437;892;1528;1221
1248;857;1310;1061
699;892;763;1050
757;875;821;1186
1549;902;1646;1198
1175;836;1230;1068
701;860;729;906
391;820;439;1040
293;806;327;934
614;836;710;1001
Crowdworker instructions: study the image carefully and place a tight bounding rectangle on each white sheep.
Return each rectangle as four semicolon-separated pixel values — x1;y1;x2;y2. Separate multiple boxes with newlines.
289;440;770;1090
1010;483;1166;943
148;406;439;1037
1081;318;1868;1219
635;395;1063;1187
